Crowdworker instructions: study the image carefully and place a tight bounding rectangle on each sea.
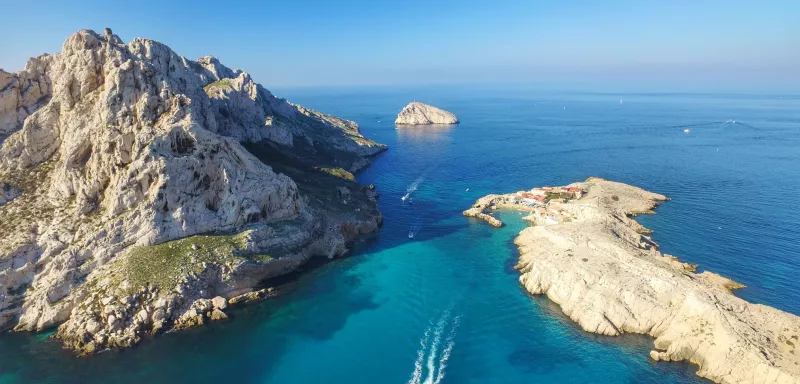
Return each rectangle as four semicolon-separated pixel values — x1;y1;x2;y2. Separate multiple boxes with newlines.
1;85;799;384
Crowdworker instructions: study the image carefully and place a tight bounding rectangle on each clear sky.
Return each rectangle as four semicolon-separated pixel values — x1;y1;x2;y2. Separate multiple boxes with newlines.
1;0;798;90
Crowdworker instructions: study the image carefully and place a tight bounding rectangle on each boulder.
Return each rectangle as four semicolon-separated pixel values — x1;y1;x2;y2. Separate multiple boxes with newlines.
209;309;228;321
151;308;166;322
211;296;227;310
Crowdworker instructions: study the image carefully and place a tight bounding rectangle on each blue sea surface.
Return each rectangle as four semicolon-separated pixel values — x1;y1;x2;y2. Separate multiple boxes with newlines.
1;86;799;383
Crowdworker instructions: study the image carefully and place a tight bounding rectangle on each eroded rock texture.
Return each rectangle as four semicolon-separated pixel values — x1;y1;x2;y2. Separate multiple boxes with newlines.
0;29;386;353
394;102;458;125
470;178;800;384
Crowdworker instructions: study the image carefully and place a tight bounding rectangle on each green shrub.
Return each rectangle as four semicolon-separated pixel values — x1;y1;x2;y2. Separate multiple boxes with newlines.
317;167;355;181
120;232;271;290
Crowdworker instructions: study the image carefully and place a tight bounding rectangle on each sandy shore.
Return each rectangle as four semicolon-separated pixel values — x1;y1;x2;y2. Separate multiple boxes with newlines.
466;177;800;384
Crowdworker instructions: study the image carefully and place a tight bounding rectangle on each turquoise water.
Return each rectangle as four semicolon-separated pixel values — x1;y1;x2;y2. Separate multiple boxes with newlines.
1;86;799;383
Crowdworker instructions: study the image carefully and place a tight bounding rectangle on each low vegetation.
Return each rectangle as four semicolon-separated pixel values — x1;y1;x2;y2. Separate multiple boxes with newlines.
203;79;234;96
317;167;355;181
120;231;272;291
545;191;572;200
0;158;59;235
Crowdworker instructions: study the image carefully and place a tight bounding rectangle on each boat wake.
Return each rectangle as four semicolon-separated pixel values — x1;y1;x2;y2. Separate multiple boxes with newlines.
408;221;422;239
408;311;461;384
402;177;425;202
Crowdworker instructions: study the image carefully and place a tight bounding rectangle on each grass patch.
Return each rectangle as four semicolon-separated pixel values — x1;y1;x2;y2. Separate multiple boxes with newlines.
120;231;273;291
316;167;354;181
203;79;234;96
545;191;573;200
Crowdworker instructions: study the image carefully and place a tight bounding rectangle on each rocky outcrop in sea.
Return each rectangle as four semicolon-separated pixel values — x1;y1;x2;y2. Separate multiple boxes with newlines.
467;178;800;384
0;28;386;354
395;102;458;125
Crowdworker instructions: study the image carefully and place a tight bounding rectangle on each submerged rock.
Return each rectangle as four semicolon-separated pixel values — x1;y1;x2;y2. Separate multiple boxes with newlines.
395;102;459;125
0;28;386;353
469;177;800;384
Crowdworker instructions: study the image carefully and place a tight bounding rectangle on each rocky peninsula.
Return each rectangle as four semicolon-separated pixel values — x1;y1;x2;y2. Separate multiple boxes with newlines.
395;102;459;125
465;178;800;384
0;29;386;354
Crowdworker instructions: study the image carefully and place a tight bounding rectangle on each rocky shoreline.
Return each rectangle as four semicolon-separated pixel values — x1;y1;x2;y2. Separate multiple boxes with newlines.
466;177;800;384
0;29;386;354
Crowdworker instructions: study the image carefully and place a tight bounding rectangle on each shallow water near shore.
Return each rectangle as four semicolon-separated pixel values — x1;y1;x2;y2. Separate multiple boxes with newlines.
1;86;799;383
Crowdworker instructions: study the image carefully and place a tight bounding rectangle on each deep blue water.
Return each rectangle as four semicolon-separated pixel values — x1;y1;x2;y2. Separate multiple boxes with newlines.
1;86;799;383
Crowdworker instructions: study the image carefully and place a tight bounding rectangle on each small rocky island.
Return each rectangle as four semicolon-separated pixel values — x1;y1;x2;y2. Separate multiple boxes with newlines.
0;29;386;354
465;178;800;384
395;102;459;125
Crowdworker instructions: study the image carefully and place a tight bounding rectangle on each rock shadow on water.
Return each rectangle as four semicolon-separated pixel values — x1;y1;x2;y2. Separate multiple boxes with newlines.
356;221;464;257
503;230;526;276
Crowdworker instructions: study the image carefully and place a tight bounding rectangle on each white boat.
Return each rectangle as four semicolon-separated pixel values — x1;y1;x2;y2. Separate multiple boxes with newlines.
684;129;691;133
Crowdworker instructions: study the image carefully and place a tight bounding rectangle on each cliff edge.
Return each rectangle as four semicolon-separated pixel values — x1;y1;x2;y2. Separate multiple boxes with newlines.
0;29;386;353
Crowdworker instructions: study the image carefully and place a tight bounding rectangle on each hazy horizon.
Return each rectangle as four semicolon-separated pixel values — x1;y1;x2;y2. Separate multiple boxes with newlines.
2;0;798;92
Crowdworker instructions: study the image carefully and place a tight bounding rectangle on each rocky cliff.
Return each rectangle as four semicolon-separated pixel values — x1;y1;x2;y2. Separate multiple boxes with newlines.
0;29;386;353
394;102;459;125
468;178;800;384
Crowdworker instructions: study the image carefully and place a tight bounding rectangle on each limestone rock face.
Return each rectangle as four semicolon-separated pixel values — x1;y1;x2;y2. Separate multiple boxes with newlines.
204;72;384;171
394;102;458;125
470;178;800;384
0;55;53;140
0;29;385;352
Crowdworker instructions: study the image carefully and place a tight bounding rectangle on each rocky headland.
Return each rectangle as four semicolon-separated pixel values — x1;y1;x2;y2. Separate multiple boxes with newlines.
394;102;459;125
0;28;386;354
465;178;800;384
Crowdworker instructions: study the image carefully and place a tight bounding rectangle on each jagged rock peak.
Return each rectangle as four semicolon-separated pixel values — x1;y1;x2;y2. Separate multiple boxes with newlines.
395;101;459;125
0;28;385;351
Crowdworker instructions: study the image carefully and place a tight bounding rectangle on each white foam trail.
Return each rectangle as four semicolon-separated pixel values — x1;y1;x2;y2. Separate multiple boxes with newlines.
408;327;432;384
434;315;460;384
409;221;422;239
409;307;460;384
423;311;450;384
408;177;424;192
402;177;425;201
